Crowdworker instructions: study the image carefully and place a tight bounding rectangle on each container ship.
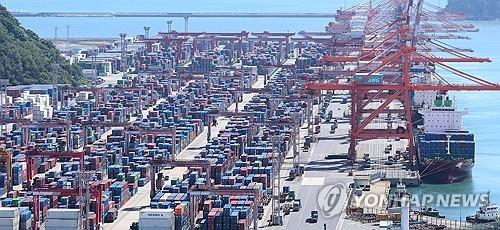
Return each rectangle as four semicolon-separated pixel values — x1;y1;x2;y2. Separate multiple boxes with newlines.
415;94;475;183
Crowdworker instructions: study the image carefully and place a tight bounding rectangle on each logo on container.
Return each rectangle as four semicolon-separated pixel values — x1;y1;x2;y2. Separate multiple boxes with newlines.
147;214;164;217
317;183;348;218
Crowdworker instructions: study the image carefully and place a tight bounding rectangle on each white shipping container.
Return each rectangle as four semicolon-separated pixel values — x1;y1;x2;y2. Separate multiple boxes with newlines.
0;217;19;226
46;218;80;228
46;209;80;220
77;92;91;101
139;209;174;230
139;227;174;230
45;227;78;230
139;219;174;229
139;208;174;219
0;225;17;230
0;208;20;218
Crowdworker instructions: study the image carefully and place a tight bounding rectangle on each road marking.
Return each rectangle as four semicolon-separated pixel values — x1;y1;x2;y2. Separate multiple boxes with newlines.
301;177;325;186
297;185;312;226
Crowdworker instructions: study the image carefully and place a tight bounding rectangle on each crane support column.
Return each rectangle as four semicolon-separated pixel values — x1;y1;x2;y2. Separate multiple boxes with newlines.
184;16;189;33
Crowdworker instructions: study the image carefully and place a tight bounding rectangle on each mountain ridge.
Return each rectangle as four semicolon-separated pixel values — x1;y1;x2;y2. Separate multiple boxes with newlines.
0;4;86;86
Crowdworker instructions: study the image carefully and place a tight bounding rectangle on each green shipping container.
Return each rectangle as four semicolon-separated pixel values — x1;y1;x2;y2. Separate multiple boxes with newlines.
12;198;20;207
117;173;125;181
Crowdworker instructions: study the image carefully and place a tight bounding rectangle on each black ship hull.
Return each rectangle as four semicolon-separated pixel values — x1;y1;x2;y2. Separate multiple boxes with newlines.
419;160;474;184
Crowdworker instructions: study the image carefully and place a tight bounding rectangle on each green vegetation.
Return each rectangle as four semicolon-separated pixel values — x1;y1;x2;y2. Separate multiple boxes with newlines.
0;4;86;86
447;0;500;20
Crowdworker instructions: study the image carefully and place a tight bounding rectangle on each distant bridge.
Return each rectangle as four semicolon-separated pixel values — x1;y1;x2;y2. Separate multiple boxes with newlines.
48;38;119;42
10;12;337;18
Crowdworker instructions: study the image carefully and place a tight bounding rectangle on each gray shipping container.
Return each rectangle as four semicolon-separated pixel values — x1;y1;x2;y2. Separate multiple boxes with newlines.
46;219;80;228
0;224;18;230
47;209;80;220
45;228;78;230
0;217;20;226
0;208;20;218
139;228;175;230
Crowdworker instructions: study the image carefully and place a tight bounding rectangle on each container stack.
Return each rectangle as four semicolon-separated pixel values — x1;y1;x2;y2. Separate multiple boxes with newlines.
0;37;314;230
174;203;190;230
127;171;140;196
19;207;32;230
110;181;130;209
189;56;216;73
198;196;254;230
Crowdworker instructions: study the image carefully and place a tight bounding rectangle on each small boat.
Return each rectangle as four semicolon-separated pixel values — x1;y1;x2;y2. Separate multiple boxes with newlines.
466;192;498;223
420;206;442;218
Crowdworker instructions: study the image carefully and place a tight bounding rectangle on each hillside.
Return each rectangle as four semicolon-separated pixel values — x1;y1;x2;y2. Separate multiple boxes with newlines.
0;4;86;86
447;0;500;20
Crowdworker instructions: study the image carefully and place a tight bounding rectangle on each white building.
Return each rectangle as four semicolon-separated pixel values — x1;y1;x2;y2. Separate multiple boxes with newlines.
418;97;466;132
17;92;53;121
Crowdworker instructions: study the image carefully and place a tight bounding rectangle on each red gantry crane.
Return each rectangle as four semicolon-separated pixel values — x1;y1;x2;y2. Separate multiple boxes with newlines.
31;174;103;230
305;0;500;167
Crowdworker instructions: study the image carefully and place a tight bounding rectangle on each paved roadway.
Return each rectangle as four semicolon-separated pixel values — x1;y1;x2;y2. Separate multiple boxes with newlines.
258;92;411;230
258;92;355;230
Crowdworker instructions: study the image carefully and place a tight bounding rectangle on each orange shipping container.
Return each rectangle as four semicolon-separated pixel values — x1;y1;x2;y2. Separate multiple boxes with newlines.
175;204;186;216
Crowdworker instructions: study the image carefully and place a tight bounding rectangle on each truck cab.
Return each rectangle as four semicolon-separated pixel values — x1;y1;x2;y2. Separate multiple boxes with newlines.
288;168;296;180
292;199;301;212
309;210;319;223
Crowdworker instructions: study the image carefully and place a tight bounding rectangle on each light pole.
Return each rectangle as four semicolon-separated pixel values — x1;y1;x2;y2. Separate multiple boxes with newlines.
270;134;285;226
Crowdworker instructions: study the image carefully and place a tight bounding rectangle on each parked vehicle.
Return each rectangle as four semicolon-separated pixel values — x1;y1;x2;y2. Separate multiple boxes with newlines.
330;124;336;134
293;199;302;212
288;168;296;180
283;204;291;215
307;210;319;223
